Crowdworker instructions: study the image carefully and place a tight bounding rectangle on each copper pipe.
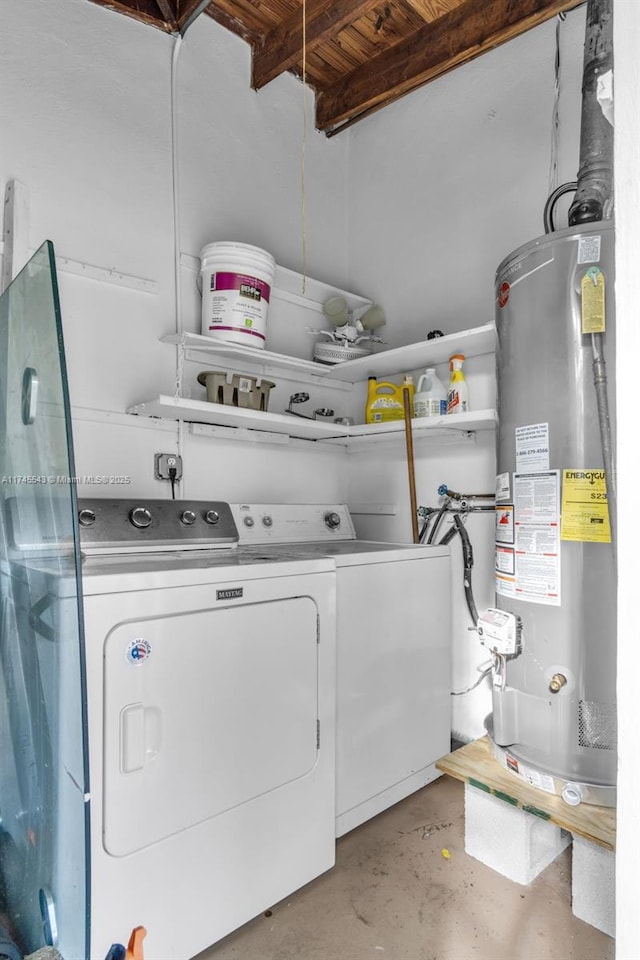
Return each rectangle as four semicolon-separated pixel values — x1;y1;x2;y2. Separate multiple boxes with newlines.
403;387;419;543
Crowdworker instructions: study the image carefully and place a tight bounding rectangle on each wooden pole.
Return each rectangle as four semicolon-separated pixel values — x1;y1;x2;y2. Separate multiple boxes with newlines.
403;387;419;543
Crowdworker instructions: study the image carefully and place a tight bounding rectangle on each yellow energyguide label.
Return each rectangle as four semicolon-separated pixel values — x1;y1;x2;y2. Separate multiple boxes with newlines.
581;267;606;334
561;469;611;542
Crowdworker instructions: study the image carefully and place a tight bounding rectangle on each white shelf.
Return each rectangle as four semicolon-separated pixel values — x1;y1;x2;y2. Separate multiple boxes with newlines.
127;395;349;441
163;322;495;386
139;322;497;446
325;322;496;382
333;409;497;443
164;332;331;382
127;395;497;446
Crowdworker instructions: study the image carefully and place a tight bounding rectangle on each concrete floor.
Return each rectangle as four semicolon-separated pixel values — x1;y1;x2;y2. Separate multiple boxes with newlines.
196;776;614;960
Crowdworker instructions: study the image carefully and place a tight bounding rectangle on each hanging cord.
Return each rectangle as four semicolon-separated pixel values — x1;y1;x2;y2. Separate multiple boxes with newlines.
547;13;566;198
171;35;184;347
171;34;185;407
170;35;184;495
543;14;576;234
300;0;308;293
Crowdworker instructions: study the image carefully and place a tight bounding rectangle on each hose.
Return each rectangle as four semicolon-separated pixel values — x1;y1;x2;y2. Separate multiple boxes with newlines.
453;514;479;627
543;181;577;233
418;516;432;544
438;525;459;547
426;499;450;544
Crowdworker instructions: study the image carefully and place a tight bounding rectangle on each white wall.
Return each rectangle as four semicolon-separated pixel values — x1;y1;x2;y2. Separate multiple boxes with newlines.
0;0;351;504
346;7;586;344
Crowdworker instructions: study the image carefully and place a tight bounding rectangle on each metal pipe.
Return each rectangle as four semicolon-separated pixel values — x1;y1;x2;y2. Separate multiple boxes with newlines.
568;0;614;226
437;484;494;501
179;0;212;36
592;332;617;547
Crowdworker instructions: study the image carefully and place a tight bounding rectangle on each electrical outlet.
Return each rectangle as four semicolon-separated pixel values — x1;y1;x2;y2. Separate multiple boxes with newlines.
155;453;183;481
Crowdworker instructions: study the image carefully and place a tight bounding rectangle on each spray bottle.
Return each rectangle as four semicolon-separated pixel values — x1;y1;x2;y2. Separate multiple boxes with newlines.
447;354;469;414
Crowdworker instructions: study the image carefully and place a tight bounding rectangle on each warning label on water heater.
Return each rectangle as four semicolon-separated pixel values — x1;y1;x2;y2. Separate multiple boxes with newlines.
495;471;561;606
515;423;549;472
561;469;611;542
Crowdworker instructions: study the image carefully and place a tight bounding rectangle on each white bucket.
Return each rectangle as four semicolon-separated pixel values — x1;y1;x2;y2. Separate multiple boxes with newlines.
200;241;276;349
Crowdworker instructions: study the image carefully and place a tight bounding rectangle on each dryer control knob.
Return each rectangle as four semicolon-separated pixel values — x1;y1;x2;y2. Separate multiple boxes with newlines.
324;511;341;530
130;507;152;529
181;510;196;525
78;508;96;526
262;516;273;527
243;516;255;527
205;510;220;525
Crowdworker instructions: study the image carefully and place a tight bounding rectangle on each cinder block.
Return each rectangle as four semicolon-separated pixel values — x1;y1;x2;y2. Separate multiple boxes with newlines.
572;834;615;938
464;783;571;885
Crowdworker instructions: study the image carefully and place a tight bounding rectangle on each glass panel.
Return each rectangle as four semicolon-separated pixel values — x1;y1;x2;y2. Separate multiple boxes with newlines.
0;243;88;958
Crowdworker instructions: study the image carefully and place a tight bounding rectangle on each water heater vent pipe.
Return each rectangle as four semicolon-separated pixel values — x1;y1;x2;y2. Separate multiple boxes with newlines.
568;0;614;226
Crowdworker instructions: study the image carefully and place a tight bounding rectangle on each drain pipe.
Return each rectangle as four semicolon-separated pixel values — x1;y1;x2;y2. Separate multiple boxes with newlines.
568;0;614;226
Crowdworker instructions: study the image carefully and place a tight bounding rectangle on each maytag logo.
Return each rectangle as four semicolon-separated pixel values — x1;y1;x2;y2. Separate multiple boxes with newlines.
217;587;243;600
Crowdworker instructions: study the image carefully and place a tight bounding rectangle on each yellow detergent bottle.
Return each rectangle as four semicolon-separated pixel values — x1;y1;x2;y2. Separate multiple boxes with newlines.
365;376;413;423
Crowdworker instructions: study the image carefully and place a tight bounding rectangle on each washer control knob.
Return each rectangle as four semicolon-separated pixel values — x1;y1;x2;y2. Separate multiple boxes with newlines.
205;510;220;525
243;516;255;527
78;508;96;527
324;511;342;530
130;507;152;529
262;515;273;527
181;510;197;525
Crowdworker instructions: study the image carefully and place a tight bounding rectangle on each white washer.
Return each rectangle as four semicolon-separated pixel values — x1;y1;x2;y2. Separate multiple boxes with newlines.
231;504;451;837
12;498;337;960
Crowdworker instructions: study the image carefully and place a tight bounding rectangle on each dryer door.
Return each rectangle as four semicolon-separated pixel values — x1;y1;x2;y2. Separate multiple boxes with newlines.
102;595;319;856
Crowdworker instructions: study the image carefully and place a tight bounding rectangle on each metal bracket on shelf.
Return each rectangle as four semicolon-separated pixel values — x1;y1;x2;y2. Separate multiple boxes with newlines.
332;429;478;452
189;422;290;445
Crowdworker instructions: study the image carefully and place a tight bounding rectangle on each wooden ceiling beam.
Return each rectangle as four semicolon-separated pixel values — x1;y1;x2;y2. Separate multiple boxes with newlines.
252;0;377;91
155;0;178;28
177;0;213;33
87;0;172;31
316;0;582;132
204;5;261;45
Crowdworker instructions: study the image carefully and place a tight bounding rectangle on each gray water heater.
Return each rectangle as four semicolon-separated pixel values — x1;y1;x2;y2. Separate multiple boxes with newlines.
485;220;616;807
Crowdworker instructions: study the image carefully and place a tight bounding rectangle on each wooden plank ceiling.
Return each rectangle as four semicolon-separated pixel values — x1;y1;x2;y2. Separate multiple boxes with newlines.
87;0;583;135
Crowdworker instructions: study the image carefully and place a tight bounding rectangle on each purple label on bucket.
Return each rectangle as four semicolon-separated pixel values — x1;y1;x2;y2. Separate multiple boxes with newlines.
210;272;271;302
210;325;266;341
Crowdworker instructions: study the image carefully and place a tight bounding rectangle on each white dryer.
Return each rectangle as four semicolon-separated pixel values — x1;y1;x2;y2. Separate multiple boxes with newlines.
230;504;451;837
14;498;337;960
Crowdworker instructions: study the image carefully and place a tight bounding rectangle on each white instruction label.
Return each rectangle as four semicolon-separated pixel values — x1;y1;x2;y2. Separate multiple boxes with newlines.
495;472;511;502
496;471;561;606
577;234;602;264
515;423;549;473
